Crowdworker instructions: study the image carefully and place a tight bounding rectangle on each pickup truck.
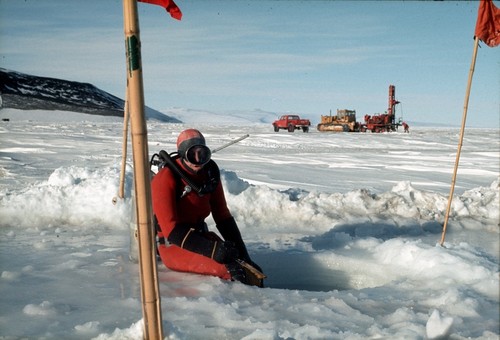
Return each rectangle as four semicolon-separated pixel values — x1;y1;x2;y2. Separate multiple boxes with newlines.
272;114;311;133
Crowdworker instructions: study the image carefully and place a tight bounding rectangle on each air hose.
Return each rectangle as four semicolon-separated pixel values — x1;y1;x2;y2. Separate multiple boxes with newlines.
158;150;203;195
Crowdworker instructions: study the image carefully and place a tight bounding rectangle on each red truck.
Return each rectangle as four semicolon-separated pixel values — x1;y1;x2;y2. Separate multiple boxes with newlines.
272;114;311;133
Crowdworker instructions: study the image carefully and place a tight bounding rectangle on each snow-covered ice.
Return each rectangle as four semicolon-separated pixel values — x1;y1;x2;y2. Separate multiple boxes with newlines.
0;108;498;339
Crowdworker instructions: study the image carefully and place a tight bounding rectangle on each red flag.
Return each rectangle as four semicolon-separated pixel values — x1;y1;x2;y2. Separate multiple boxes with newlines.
138;0;182;21
475;0;500;47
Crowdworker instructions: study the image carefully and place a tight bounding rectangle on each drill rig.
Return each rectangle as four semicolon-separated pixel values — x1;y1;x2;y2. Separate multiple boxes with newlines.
317;85;402;133
361;85;401;132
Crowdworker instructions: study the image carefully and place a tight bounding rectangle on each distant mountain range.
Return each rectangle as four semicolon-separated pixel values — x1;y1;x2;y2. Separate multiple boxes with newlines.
0;68;180;123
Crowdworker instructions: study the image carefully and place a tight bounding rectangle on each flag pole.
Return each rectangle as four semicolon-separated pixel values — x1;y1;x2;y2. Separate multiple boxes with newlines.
440;36;480;246
122;0;164;339
118;87;130;199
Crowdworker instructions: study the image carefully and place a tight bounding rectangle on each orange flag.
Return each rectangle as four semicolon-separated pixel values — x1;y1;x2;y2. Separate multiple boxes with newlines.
475;0;500;47
138;0;182;20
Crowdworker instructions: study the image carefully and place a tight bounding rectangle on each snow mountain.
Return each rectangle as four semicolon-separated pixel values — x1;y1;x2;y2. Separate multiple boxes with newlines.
0;68;180;122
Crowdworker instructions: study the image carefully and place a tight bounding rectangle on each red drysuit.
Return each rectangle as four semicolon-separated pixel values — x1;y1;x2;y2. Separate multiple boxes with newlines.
151;157;233;279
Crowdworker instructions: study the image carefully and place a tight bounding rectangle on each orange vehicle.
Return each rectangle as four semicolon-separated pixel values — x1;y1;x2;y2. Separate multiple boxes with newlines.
317;85;403;133
317;109;361;132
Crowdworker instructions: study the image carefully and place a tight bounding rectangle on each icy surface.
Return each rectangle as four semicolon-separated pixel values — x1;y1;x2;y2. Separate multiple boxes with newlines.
0;109;498;339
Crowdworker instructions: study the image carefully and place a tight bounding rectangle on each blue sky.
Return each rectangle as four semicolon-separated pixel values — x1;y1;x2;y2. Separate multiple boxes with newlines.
0;0;498;127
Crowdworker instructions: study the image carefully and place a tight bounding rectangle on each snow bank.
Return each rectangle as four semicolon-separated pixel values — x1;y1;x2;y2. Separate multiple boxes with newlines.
0;165;133;229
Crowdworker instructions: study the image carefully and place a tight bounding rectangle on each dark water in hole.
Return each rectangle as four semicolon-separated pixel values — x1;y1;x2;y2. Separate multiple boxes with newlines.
252;252;351;292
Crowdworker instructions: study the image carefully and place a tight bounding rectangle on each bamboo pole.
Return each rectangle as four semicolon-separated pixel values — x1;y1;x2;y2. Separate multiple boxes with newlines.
122;0;164;338
118;88;130;199
440;36;480;246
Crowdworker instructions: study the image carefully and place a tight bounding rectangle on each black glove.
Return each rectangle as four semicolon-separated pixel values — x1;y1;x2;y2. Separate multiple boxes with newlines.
216;217;264;275
226;261;247;284
212;241;239;264
216;217;251;259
